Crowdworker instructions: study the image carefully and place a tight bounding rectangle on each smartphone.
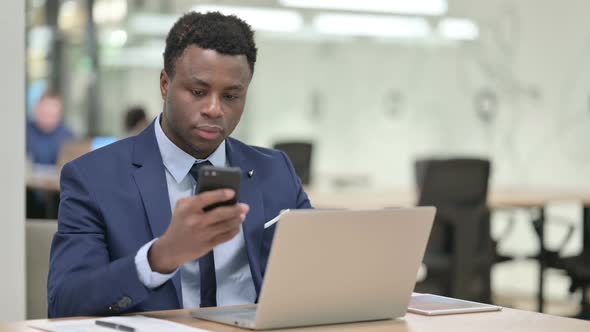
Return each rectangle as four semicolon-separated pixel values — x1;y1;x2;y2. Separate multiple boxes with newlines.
197;165;241;211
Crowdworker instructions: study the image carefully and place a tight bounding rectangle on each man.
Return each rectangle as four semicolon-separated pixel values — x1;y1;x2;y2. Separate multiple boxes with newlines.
48;12;311;317
26;90;74;218
26;90;74;165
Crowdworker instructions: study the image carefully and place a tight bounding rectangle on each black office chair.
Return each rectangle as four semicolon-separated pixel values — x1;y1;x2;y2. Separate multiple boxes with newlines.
273;141;313;185
26;188;60;219
414;158;494;303
561;253;590;319
560;210;590;320
527;212;575;270
519;202;577;314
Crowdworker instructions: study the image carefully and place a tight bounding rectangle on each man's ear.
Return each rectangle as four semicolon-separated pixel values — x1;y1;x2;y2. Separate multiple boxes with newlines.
160;69;170;100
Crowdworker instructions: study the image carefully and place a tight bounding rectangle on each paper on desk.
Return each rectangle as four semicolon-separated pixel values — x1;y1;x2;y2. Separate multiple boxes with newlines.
29;315;211;332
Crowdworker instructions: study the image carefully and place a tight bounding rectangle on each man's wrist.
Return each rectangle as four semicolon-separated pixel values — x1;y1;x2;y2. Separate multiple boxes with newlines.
148;238;180;274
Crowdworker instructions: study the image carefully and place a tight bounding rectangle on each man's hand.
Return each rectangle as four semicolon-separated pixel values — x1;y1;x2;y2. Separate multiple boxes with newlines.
148;189;249;273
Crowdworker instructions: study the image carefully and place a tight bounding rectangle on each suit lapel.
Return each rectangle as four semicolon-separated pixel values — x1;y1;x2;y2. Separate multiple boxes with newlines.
131;121;183;306
133;158;170;239
226;138;265;294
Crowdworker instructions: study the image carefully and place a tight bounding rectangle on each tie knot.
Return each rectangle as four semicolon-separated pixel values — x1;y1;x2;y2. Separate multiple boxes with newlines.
189;160;212;182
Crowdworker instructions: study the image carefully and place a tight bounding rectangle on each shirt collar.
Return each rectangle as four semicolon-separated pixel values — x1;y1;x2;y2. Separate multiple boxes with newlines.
154;114;226;184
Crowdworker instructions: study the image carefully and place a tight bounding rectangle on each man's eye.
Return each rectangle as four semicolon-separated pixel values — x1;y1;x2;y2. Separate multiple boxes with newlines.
192;90;205;97
224;94;239;101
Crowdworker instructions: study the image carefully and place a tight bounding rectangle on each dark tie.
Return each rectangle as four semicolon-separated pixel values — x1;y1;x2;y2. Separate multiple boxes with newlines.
188;160;217;307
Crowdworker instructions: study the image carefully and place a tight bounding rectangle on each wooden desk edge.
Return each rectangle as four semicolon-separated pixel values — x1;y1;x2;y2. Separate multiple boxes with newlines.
8;306;590;332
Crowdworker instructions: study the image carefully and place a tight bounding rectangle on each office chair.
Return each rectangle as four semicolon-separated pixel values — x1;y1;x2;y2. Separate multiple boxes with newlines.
273;141;313;185
561;210;590;320
527;212;575;270
26;187;49;219
26;219;58;319
414;158;494;303
518;202;577;313
562;253;590;319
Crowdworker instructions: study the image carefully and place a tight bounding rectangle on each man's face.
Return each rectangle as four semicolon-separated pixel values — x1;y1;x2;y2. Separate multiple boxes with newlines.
35;96;63;134
160;45;252;159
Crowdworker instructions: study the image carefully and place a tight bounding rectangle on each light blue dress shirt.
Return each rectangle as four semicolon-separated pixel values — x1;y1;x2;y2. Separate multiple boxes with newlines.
134;116;256;309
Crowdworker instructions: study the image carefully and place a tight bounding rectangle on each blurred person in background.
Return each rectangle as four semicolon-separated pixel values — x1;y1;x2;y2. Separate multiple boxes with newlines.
124;106;150;136
26;89;74;165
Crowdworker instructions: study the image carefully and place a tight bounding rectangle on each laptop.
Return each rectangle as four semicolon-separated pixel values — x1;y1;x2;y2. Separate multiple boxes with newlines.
191;207;436;330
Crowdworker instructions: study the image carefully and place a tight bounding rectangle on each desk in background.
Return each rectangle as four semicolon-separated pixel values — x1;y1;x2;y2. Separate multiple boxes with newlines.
26;166;60;192
3;306;590;332
307;188;590;313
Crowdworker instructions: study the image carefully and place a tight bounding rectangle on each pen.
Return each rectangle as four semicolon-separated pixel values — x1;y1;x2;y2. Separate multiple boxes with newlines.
264;209;290;229
95;320;136;332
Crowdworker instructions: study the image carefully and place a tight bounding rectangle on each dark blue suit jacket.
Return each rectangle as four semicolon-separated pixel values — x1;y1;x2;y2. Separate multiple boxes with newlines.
48;122;311;317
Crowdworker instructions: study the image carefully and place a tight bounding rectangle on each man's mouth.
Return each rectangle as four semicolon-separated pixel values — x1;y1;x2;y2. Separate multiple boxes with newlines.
195;126;222;141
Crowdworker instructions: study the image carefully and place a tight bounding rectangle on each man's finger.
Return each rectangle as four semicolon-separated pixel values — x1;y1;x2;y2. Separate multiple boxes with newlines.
203;204;248;227
215;215;245;233
211;227;242;245
190;189;235;211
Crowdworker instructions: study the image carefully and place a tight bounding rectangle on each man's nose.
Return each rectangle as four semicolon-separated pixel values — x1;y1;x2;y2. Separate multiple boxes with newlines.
201;95;223;118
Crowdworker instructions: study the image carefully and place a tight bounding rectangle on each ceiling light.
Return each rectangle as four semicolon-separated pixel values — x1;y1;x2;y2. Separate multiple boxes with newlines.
94;0;128;24
280;0;447;16
313;13;431;39
192;5;303;33
58;0;81;31
438;18;479;40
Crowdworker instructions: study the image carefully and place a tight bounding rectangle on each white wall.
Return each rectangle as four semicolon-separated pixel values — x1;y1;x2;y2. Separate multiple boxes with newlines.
241;0;590;191
0;0;25;322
